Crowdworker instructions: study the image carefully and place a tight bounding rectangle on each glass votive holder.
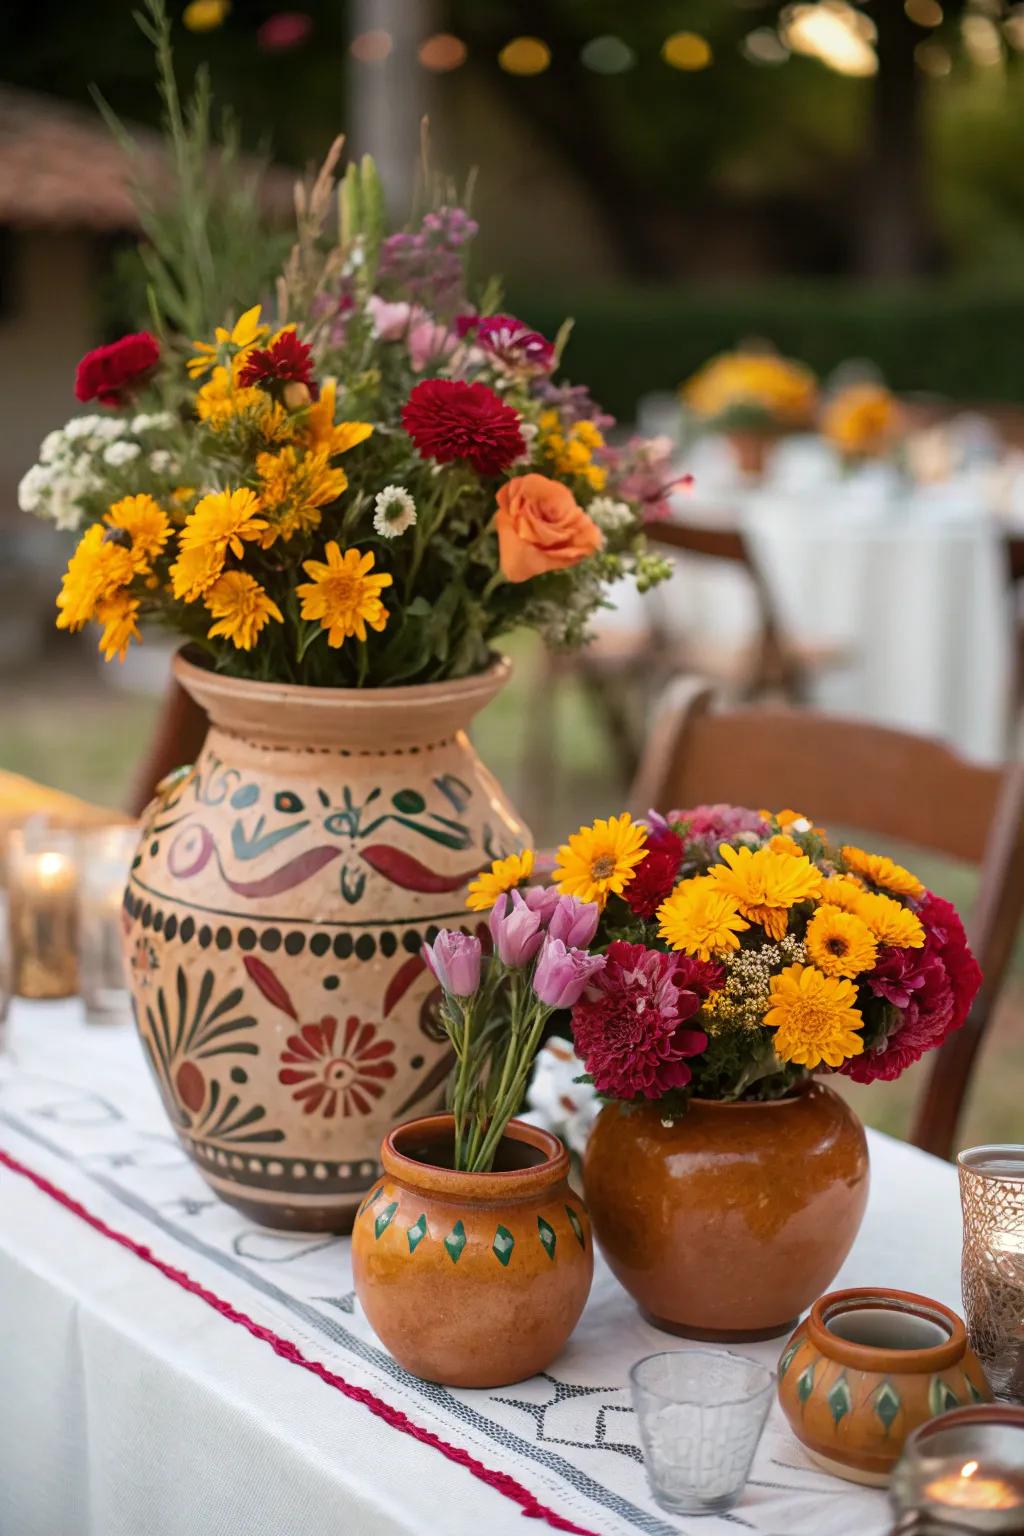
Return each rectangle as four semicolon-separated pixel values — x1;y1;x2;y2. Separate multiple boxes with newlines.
7;824;79;1000
77;825;137;1025
890;1405;1024;1533
629;1349;774;1516
959;1146;1024;1404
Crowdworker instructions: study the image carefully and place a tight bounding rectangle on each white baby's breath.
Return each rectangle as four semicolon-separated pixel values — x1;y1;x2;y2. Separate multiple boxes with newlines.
373;485;417;538
148;449;174;474
17;463;51;514
103;440;142;466
587;496;633;533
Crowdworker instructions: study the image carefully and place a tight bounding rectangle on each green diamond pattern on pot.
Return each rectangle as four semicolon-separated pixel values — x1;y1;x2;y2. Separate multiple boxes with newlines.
407;1214;427;1254
796;1363;816;1405
828;1374;852;1426
873;1380;902;1433
359;1185;384;1217
778;1341;800;1381
444;1220;467;1264
537;1216;557;1261
492;1225;515;1267
929;1377;960;1417
565;1206;585;1249
374;1201;398;1240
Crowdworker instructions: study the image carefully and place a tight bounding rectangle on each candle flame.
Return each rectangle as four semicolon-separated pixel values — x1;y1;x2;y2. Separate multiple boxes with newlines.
37;851;68;880
962;1461;979;1479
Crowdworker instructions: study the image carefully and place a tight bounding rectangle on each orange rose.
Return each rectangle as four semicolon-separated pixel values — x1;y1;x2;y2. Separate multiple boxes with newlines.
494;473;603;584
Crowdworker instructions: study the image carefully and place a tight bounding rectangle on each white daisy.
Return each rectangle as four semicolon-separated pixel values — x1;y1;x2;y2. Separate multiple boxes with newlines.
587;496;633;533
103;440;142;466
373;485;417;539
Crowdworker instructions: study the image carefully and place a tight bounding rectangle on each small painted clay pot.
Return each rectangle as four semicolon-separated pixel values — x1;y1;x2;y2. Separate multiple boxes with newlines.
727;429;778;479
583;1082;869;1342
352;1114;593;1388
777;1288;993;1487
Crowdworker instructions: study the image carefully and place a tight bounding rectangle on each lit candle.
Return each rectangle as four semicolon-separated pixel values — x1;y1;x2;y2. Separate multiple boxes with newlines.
924;1460;1024;1513
8;831;79;999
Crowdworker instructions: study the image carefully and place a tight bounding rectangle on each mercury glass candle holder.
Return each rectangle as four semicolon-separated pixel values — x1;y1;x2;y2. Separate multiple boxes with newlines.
7;825;79;1000
629;1349;774;1516
77;825;137;1024
890;1406;1024;1533
960;1147;1024;1404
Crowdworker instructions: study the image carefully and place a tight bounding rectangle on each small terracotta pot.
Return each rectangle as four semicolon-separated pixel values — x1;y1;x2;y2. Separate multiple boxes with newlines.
352;1114;593;1388
778;1288;993;1487
727;429;777;479
583;1082;869;1341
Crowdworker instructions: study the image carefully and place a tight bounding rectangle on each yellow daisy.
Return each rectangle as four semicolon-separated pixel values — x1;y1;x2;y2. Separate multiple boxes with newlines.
805;905;878;979
105;494;170;572
96;592;141;662
553;813;647;908
56;525;136;632
257;446;349;546
819;874;866;913
188;303;268;378
204;571;283;651
854;891;926;949
707;843;823;941
841;844;925;900
195;364;265;430
170;542;225;603
296;542;393;646
302;380;375;458
765;964;865;1069
179;488;268;557
466;850;535;912
657;876;750;961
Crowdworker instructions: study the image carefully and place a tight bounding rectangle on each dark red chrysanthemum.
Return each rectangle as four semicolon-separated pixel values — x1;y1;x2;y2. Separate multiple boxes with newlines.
75;332;160;407
625;847;684;920
401;378;525;476
237;330;319;399
671;952;727;1001
571;940;706;1101
841;891;981;1085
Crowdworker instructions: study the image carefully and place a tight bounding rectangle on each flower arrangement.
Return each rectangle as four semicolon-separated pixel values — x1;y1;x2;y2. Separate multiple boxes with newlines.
821;381;905;461
422;887;605;1172
21;72;671;685
467;806;982;1117
681;348;818;437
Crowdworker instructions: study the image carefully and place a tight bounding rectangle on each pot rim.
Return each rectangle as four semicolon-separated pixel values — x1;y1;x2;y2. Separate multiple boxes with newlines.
903;1404;1024;1458
957;1144;1024;1183
174;646;511;705
807;1287;967;1374
382;1113;569;1203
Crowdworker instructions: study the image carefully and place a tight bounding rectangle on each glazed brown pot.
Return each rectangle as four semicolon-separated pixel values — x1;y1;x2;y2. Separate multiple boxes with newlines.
583;1082;869;1342
778;1289;993;1486
351;1114;593;1388
727;429;778;479
123;651;528;1233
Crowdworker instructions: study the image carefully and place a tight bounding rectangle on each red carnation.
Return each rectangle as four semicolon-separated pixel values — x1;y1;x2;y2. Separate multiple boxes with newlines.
671;953;726;1001
237;330;319;401
626;847;683;920
75;332;160;407
401;378;525;476
571;940;706;1101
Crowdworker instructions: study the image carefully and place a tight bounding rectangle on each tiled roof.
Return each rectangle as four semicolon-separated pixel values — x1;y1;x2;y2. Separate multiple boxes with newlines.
0;84;293;230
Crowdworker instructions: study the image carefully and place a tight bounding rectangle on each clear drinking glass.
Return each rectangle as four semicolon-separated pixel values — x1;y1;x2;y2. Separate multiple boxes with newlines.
630;1349;775;1516
959;1146;1024;1403
77;825;137;1025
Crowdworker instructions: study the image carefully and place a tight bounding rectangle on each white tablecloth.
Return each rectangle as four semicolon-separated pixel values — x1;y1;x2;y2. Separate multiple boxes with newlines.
0;1002;966;1536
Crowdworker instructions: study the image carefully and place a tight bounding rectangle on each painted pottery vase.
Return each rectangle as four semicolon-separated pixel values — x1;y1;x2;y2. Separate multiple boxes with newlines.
583;1083;869;1342
778;1289;993;1487
123;651;527;1233
352;1114;593;1387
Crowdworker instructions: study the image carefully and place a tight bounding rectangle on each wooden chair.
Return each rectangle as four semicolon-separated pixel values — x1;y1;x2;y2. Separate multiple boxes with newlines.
126;676;208;818
629;678;1024;1160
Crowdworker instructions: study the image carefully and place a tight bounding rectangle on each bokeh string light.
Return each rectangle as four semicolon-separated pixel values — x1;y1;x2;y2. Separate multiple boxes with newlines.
580;35;636;74
661;32;713;70
182;0;229;32
418;34;468;72
349;29;392;63
497;37;552;75
256;12;312;53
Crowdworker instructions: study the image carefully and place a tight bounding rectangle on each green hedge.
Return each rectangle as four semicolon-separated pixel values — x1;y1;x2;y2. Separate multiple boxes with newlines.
504;283;1024;421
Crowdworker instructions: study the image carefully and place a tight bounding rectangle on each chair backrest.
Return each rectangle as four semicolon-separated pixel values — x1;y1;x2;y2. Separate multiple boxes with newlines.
629;679;1024;1158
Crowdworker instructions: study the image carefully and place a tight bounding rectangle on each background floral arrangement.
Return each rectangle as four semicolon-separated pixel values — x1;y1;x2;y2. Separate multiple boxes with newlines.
469;807;982;1117
681;347;818;437
19;11;673;688
820;380;905;461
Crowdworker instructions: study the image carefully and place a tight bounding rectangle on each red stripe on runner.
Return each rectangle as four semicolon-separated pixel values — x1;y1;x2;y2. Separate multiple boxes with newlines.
0;1146;597;1536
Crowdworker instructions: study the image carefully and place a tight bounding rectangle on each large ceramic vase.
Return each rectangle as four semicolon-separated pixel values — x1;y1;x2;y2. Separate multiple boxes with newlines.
352;1114;593;1387
583;1083;869;1342
123;650;528;1233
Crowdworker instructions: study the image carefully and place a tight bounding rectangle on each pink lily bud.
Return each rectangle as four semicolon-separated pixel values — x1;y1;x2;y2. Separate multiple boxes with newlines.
421;930;482;998
488;889;544;968
532;937;606;1010
547;894;600;949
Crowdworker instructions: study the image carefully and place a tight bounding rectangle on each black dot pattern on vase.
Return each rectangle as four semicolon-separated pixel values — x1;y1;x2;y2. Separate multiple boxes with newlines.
410;1054;424;1070
153;910;163;933
334;933;354;960
238;927;256;952
284;932;305;957
323;975;339;991
355;934;375;962
198;925;212;949
141;903;153;929
216;927;232;951
379;931;397;958
149;841;159;858
310;933;330;957
230;1066;248;1085
165;914;178;940
180;917;195;944
425;924;439;945
402;929;421;954
260;929;281;953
